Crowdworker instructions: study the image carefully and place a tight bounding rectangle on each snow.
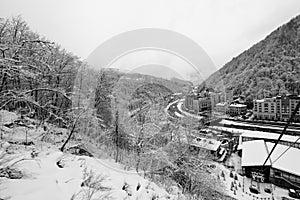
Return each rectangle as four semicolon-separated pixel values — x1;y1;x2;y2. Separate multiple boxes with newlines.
174;111;184;118
0;110;177;200
229;104;246;108
241;140;300;177
0;150;174;200
191;137;221;151
241;140;271;167
0;109;18;125
164;99;179;113
254;99;265;103
267;142;300;177
216;102;227;106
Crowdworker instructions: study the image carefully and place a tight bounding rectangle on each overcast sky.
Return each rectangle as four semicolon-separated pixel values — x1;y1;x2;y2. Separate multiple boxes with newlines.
1;0;300;69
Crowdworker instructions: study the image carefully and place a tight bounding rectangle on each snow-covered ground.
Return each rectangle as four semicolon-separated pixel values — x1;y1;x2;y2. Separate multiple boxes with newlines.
0;111;181;200
0;149;175;200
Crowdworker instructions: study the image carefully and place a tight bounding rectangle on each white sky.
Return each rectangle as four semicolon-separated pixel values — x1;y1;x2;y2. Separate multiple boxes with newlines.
1;0;300;68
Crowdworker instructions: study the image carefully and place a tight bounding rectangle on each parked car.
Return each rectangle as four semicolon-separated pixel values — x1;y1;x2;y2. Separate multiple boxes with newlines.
264;186;272;193
288;189;300;199
249;184;260;194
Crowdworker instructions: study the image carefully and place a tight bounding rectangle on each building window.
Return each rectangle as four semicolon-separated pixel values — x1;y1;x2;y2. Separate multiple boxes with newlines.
283;173;289;179
274;171;282;177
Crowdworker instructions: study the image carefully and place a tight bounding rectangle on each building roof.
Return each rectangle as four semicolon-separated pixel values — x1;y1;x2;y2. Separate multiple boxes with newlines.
276;94;300;100
216;102;227;106
191;137;221;151
241;130;300;144
254;97;276;103
219;119;300;136
241;140;300;177
255;99;265;103
242;140;271;167
229;104;246;108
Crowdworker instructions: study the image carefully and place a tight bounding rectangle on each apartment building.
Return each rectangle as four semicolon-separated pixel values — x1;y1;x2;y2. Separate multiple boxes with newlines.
253;97;277;120
253;95;300;122
184;95;211;113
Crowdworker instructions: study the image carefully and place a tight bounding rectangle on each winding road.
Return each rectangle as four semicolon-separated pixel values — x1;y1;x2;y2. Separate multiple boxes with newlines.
166;98;203;120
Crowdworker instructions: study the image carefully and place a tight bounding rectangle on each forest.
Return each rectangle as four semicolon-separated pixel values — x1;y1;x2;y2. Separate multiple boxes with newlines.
204;15;300;107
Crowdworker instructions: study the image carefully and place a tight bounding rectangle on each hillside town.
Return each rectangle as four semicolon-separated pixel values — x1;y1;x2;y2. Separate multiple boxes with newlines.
166;86;300;199
184;87;300;122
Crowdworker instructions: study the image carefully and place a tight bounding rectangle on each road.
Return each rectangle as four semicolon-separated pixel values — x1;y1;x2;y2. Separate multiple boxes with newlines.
166;99;204;120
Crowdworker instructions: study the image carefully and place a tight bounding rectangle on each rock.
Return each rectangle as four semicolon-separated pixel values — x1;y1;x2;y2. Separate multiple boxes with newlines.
122;182;132;196
66;144;93;157
31;149;38;158
56;160;64;168
22;141;35;146
7;141;34;146
136;182;141;191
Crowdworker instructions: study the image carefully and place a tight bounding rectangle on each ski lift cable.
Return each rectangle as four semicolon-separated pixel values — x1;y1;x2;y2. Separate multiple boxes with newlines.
272;136;300;165
262;100;300;167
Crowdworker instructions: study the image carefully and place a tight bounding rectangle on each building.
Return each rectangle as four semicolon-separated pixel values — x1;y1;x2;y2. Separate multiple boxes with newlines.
228;104;247;116
210;92;226;108
184;95;211;113
198;97;211;111
241;140;300;188
189;137;226;160
184;90;233;114
276;95;300;122
253;97;277;120
225;90;234;103
190;137;221;152
215;102;227;114
253;95;300;122
185;94;194;110
192;99;200;113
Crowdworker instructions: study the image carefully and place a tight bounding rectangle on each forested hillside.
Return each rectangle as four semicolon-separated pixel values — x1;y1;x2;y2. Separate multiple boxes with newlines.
95;70;191;127
204;14;300;105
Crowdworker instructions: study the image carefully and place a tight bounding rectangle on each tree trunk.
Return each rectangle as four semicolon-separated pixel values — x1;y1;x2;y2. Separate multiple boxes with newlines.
115;110;119;163
60;111;84;152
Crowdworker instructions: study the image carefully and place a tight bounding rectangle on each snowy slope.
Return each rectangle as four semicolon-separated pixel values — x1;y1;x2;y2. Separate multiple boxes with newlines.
0;110;178;200
0;148;176;200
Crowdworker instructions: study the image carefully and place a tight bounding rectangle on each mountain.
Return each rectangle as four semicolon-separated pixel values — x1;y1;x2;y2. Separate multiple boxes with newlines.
130;64;184;80
204;15;300;106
